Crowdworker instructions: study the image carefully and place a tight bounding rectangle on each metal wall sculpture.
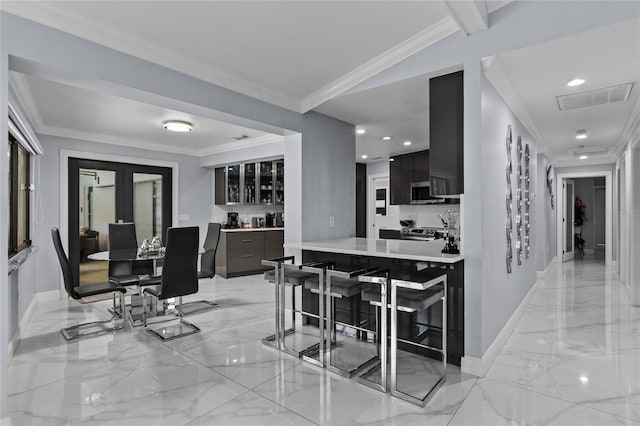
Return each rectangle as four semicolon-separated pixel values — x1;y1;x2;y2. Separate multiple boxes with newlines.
505;125;513;273
546;165;555;209
524;144;531;259
516;136;523;266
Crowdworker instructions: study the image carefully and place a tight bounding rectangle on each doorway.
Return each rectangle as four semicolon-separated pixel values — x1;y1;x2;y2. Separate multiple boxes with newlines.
556;171;613;266
69;158;172;286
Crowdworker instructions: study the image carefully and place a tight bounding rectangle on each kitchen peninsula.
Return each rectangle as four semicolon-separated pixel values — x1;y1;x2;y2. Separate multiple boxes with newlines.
286;237;464;365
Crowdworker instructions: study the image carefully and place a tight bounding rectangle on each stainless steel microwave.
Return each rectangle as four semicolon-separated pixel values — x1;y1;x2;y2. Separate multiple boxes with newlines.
410;181;441;204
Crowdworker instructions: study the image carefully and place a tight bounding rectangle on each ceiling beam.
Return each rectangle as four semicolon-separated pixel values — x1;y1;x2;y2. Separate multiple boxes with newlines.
444;0;488;35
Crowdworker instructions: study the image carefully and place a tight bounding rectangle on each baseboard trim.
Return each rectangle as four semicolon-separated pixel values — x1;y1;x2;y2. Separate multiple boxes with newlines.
8;290;62;360
536;256;557;278
461;276;542;377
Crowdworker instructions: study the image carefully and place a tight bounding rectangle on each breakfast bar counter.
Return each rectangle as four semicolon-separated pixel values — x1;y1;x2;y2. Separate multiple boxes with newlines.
286;237;463;263
285;237;465;366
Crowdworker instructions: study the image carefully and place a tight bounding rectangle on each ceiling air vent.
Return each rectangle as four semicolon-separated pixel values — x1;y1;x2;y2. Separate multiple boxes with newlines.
557;83;633;111
231;133;250;141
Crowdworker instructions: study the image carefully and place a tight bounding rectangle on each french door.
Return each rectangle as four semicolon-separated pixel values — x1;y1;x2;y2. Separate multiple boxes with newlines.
68;158;172;285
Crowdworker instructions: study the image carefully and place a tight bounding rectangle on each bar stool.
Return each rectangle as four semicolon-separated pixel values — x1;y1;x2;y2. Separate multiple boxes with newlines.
261;257;333;358
356;269;390;393
304;266;380;378
389;269;447;406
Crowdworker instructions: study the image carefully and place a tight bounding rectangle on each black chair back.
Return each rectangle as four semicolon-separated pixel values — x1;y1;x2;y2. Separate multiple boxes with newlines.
51;227;79;300
160;226;199;299
109;223;137;251
200;223;221;278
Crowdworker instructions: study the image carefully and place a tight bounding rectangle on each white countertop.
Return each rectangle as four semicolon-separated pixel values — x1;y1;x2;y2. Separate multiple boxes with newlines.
221;227;284;233
286;237;463;263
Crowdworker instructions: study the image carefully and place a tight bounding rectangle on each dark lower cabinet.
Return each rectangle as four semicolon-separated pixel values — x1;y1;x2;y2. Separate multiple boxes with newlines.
216;230;284;278
301;251;464;366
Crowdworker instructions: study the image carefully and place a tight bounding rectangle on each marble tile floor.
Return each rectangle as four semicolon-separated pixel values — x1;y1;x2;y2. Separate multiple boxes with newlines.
5;258;640;425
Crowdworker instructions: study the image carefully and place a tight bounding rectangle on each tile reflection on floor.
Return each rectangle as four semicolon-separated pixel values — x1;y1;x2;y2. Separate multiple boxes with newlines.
7;258;639;425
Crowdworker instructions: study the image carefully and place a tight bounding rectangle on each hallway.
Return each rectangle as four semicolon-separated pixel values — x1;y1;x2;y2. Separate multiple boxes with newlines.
4;258;639;425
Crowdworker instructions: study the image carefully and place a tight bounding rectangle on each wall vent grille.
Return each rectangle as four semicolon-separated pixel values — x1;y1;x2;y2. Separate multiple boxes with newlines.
557;83;633;111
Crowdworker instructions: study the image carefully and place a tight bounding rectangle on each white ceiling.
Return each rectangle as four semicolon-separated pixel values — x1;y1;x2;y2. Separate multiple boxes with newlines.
486;18;640;166
315;74;432;161
10;72;277;156
3;0;461;113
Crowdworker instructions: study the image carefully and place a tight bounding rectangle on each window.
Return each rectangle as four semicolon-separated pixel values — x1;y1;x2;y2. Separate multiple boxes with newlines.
8;130;31;256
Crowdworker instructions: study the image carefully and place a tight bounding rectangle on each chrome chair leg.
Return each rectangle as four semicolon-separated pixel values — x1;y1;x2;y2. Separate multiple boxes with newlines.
60;291;126;341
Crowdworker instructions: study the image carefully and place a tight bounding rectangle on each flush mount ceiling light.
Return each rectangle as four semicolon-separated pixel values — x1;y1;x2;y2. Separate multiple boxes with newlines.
361;154;368;159
579;155;588;160
567;78;585;87
163;120;193;132
403;141;412;146
575;129;588;139
356;129;366;135
382;136;393;141
389;158;395;162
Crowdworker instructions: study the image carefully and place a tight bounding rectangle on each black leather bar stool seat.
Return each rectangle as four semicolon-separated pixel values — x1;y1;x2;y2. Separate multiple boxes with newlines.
305;276;364;298
362;285;443;312
264;269;313;286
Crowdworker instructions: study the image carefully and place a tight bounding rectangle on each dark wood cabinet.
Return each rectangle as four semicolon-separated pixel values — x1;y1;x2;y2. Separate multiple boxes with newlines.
216;230;284;278
429;71;464;196
389;150;430;205
215;159;284;206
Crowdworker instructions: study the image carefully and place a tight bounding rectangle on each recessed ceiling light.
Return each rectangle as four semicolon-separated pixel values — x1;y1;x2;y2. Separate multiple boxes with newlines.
361;154;368;159
575;129;588;139
382;136;393;141
389;158;395;162
567;78;585;87
356;129;366;135
403;141;412;146
579;155;588;160
163;120;193;132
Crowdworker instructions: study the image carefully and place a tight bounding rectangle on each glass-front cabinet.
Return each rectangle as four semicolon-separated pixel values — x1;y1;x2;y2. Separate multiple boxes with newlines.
243;163;256;204
226;164;241;204
259;161;273;204
215;159;283;206
275;160;284;205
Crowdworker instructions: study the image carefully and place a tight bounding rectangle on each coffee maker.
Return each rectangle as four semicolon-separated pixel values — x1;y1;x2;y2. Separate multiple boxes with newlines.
265;213;275;228
227;212;239;228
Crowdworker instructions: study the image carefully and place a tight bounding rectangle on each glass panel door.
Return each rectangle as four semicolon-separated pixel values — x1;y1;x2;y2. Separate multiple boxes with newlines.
243;163;256;204
275;160;284;205
227;165;241;203
259;161;273;204
562;179;575;262
70;159;172;286
133;173;163;245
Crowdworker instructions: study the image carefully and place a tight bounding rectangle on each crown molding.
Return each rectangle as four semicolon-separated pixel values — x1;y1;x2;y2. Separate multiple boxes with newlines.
197;134;284;157
482;56;546;149
616;96;640;159
300;16;460;113
37;124;204;157
552;156;617;169
2;1;301;112
8;72;45;130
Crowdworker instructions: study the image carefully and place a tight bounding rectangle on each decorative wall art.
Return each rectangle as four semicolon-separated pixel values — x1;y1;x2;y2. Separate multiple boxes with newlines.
505;125;513;274
524;144;531;259
546;165;555;209
516;136;523;266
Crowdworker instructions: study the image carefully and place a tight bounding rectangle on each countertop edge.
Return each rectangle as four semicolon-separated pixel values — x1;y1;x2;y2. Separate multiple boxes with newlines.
286;240;463;264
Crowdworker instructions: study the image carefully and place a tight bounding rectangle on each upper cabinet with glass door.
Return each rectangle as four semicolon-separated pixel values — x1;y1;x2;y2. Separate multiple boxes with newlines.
215;159;284;206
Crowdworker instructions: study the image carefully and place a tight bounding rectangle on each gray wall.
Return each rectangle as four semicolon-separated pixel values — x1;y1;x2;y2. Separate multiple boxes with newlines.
536;154;557;271
32;134;213;292
479;77;538;355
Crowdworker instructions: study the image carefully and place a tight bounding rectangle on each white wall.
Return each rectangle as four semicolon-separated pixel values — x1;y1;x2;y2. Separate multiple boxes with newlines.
0;12;9;414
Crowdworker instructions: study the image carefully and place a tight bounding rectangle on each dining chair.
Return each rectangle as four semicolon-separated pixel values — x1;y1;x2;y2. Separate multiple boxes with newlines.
108;223;153;286
142;226;201;341
51;227;127;341
181;223;221;315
